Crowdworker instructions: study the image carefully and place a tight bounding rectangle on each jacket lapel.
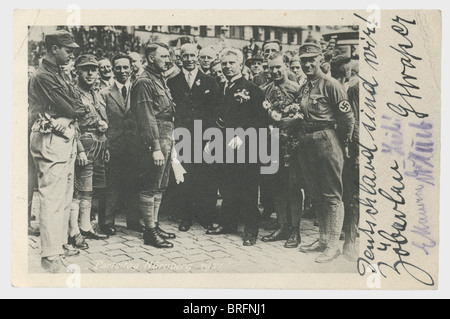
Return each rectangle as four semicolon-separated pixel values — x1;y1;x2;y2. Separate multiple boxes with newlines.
109;84;127;113
176;72;190;93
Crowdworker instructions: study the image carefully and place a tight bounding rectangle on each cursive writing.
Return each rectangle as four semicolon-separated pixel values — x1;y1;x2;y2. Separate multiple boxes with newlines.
376;162;434;286
387;16;427;119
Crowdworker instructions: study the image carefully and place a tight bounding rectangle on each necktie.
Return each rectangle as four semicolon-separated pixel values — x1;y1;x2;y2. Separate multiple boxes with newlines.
122;85;127;101
187;72;193;89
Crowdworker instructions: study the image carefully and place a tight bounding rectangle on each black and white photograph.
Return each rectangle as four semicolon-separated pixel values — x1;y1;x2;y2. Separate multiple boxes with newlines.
11;8;442;291
26;24;361;275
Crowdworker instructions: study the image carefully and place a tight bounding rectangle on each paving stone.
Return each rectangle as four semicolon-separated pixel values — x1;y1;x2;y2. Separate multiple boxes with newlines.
186;254;214;263
28;209;356;275
104;243;129;251
103;249;127;257
84;245;109;254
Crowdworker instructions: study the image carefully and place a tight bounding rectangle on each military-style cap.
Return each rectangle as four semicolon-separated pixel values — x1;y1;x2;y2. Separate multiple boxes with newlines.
45;30;80;49
75;54;99;68
245;54;264;68
299;43;322;58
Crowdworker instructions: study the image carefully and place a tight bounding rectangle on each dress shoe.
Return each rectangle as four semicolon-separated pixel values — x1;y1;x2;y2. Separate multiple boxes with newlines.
41;256;70;274
300;240;327;254
261;226;290;242
28;226;40;237
178;220;192;232
206;225;228;235
200;222;215;231
315;248;341;263
243;234;257;246
343;243;359;262
63;245;80;257
143;228;174;249
100;225;117;236
157;223;176;239
80;229;109;240
68;233;89;250
284;228;301;248
127;223;145;233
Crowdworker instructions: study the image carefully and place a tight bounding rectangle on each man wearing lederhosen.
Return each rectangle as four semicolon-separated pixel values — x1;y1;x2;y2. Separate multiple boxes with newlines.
130;43;177;249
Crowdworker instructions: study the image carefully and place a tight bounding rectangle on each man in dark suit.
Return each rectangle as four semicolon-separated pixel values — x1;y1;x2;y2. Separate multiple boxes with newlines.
100;54;141;234
206;48;268;246
167;43;219;232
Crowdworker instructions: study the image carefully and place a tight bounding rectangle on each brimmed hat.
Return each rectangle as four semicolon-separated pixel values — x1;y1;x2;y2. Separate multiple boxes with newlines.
75;54;99;68
245;54;264;68
299;43;322;58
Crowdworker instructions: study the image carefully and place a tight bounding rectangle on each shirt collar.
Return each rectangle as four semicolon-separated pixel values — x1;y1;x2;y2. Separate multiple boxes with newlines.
227;74;243;85
115;80;131;91
146;66;164;80
182;68;199;79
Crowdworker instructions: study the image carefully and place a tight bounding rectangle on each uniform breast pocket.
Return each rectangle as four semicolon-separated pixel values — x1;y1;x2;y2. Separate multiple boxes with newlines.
155;90;172;112
310;94;327;110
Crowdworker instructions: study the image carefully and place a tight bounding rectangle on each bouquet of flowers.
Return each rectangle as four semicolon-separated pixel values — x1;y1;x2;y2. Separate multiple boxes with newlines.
234;89;251;104
263;97;303;168
263;100;304;122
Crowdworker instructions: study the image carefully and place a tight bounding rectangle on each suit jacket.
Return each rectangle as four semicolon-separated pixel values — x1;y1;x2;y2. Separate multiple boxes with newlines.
217;76;268;170
167;69;219;132
100;82;137;155
218;76;267;131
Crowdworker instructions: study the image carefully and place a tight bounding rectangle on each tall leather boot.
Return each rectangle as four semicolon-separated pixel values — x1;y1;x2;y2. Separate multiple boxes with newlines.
343;203;359;261
143;228;174;249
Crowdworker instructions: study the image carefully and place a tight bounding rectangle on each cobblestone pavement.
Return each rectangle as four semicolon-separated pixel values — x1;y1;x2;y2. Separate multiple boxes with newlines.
29;220;357;275
28;195;357;274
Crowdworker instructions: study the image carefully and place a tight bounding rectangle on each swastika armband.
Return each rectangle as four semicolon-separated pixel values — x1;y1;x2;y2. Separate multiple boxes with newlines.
339;100;351;113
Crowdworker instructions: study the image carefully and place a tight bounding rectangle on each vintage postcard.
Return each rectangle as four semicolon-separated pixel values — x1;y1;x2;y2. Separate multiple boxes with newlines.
12;9;441;289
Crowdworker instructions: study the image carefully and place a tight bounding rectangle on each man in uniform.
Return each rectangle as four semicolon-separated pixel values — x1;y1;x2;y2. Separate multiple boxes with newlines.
130;43;177;249
206;48;268;246
167;44;219;232
98;58;115;90
260;52;303;248
100;54;142;234
29;30;86;273
297;43;355;263
69;54;109;249
330;55;360;261
198;47;217;76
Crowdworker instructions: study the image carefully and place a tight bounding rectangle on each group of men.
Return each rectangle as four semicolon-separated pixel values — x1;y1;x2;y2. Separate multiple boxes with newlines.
28;30;359;274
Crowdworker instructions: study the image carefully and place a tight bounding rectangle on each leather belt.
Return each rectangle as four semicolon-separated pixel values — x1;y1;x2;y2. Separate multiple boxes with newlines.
299;122;336;134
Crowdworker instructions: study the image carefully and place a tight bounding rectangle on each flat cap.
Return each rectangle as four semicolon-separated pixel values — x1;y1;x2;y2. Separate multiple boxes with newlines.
299;43;322;58
245;54;264;68
75;54;99;68
45;30;80;49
